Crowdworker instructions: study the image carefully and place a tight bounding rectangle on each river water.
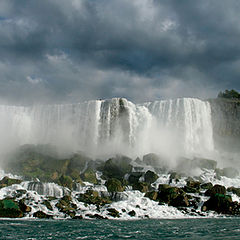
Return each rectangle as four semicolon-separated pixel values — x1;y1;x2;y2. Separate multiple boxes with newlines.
1;218;240;239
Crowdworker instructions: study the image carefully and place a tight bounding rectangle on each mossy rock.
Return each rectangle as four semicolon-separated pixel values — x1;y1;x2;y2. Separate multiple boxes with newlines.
200;182;213;190
33;211;53;219
100;156;132;180
56;196;77;213
144;170;158;184
158;187;189;207
132;182;149;193
158;184;171;191
78;190;111;206
0;177;22;188
205;184;226;197
144;191;159;201
202;193;234;214
18;199;31;213
105;178;124;192
43;200;53;211
128;172;142;184
58;175;73;189
81;169;98;184
107;208;120;218
227;187;240;197
0;199;23;218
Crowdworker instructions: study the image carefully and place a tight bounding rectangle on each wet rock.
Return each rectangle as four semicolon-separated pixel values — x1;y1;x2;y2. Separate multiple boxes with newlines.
143;153;164;167
144;191;159;201
78;190;111;206
0;199;23;218
19;199;31;213
43;200;53;211
169;172;182;184
193;158;217;170
72;215;83;219
128;172;142;185
158;184;171;191
0;177;22;188
205;184;226;197
33;210;53;219
144;170;158;184
227;187;240;197
158;187;189;207
100;156;133;180
201;194;240;215
183;179;201;193
80;168;98;184
132;182;149;193
56;195;77;213
107;208;120;218
200;182;213;190
128;210;136;217
105;178;124;192
58;175;73;189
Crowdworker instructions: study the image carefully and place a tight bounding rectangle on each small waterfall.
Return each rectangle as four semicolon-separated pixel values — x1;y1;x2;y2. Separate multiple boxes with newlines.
21;182;70;197
0;98;214;158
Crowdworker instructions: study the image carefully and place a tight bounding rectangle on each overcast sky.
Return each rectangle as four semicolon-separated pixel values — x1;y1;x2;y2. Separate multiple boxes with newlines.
0;0;240;104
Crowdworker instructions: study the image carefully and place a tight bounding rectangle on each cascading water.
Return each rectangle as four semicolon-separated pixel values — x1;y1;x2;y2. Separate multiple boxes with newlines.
0;98;214;159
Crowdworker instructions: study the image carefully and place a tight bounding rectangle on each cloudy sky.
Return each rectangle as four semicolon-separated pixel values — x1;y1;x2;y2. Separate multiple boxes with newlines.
0;0;240;104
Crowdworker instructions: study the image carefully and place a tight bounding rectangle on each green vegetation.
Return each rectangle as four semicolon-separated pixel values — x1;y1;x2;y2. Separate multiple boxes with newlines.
218;89;240;99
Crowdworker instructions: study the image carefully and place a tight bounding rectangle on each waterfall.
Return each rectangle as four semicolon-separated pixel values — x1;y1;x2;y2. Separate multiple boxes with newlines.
0;98;214;158
21;182;69;197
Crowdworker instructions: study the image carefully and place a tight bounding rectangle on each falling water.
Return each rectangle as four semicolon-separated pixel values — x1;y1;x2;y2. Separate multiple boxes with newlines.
0;98;214;159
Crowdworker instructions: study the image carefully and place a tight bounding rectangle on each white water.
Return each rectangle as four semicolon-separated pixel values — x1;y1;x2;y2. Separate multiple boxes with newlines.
0;98;214;159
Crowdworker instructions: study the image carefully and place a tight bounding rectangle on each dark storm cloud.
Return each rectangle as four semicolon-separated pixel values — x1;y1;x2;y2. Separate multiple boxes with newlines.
0;0;240;104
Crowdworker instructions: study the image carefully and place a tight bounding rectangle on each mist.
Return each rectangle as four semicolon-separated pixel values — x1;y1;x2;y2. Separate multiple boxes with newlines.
0;97;232;173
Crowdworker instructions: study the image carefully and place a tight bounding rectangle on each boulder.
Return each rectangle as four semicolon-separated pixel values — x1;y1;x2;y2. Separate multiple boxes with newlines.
58;175;73;189
183;179;201;193
201;194;238;214
0;177;22;188
33;211;53;219
78;190;111;206
107;208;120;218
144;191;159;201
143;153;164;167
105;178;124;192
205;184;226;197
132;182;149;193
227;187;240;197
0;199;23;218
200;182;213;190
80;169;98;184
43;200;53;211
158;187;189;207
128;172;142;184
193;158;217;170
144;170;158;184
100;156;133;180
128;210;136;217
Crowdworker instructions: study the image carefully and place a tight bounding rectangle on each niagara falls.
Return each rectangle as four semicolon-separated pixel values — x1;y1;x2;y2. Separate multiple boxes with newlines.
1;0;240;239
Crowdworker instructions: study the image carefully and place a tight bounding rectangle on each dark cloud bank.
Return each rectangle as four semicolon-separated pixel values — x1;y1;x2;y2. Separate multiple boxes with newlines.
0;0;240;104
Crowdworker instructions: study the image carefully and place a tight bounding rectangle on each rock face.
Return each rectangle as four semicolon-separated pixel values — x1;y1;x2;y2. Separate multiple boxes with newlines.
209;98;240;152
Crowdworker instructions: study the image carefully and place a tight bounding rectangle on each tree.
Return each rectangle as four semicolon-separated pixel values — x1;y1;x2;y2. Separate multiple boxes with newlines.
217;89;240;99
